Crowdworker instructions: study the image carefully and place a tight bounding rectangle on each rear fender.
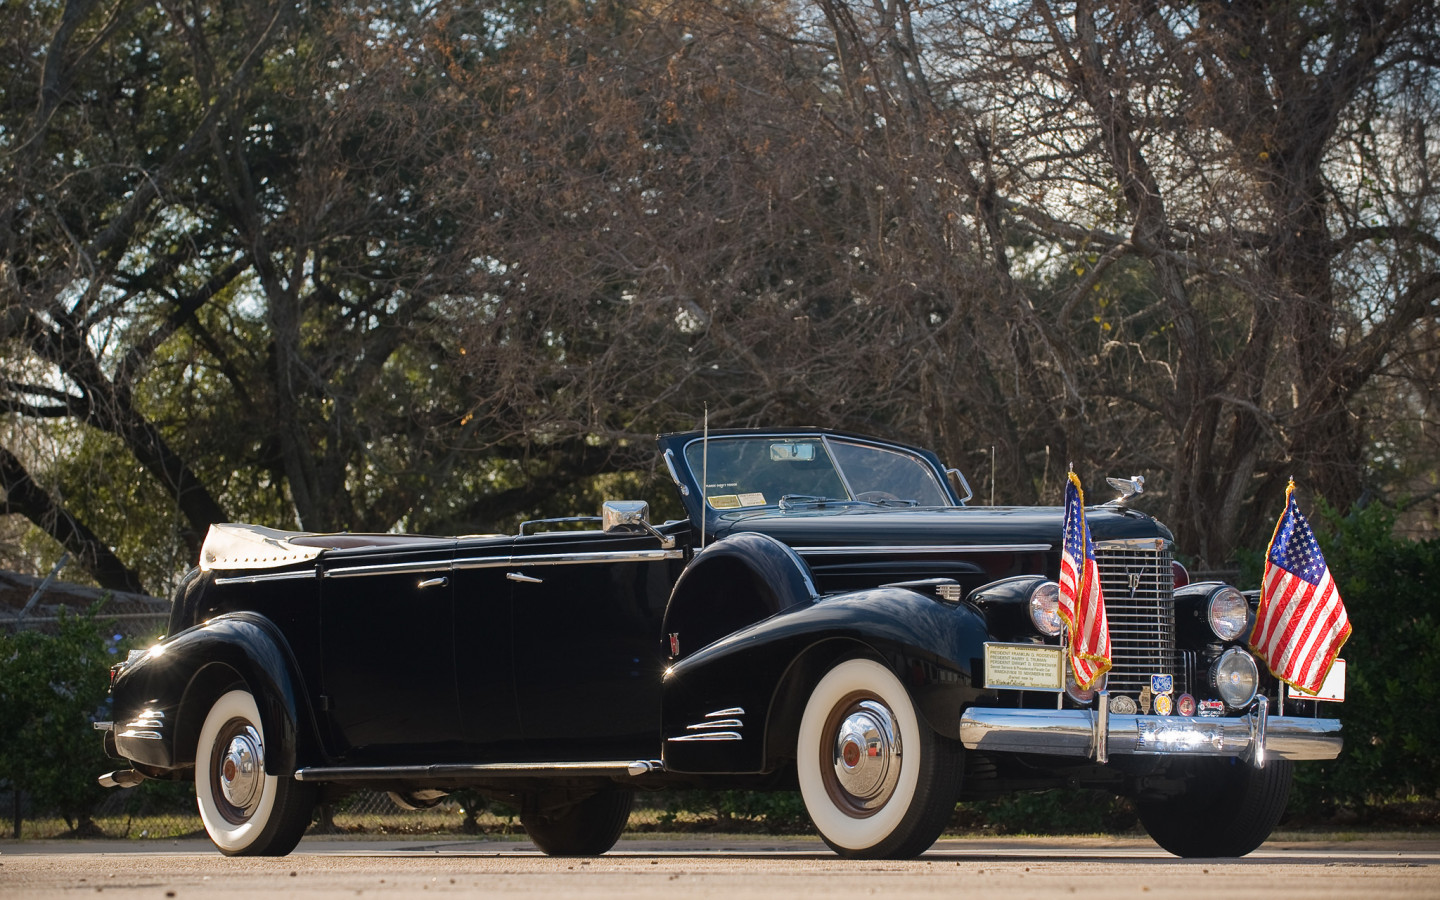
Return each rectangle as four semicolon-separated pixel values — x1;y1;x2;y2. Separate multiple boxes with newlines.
110;612;315;776
661;588;992;774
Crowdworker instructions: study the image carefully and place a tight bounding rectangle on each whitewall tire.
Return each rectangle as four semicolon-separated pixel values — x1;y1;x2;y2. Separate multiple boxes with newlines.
797;658;961;859
195;689;314;856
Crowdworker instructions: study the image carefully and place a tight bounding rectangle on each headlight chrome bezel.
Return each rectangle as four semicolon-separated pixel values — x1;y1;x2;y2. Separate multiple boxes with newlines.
1028;581;1063;637
1206;586;1251;642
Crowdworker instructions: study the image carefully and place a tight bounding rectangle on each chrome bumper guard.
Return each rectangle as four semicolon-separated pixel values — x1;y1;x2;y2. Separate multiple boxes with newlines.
959;695;1342;769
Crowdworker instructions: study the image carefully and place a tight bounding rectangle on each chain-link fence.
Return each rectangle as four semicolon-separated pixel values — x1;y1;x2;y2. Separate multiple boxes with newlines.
1;570;170;637
1;783;805;841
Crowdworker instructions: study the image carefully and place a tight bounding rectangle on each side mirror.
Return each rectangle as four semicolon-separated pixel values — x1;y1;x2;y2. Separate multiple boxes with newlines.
602;501;675;549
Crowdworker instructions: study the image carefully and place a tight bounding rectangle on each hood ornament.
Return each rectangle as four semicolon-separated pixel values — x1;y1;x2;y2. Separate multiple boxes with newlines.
1104;475;1144;507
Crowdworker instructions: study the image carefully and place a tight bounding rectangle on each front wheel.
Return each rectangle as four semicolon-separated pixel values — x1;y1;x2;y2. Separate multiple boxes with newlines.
521;788;634;856
195;689;315;856
797;658;962;859
1136;757;1293;857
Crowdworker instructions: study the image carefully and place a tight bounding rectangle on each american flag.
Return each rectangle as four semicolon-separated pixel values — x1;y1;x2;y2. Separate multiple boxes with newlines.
1251;481;1350;694
1058;472;1111;689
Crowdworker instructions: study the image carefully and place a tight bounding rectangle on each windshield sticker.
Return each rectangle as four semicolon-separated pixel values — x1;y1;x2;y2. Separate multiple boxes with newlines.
738;492;766;507
708;494;742;509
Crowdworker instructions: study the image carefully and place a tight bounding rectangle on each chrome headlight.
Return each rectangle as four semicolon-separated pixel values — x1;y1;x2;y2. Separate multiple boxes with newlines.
1210;648;1259;709
1207;586;1250;642
1028;581;1063;636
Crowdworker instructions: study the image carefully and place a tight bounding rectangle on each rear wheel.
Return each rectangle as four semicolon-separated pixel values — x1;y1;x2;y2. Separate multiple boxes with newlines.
1136;757;1293;857
195;689;315;856
521;788;634;856
797;658;962;859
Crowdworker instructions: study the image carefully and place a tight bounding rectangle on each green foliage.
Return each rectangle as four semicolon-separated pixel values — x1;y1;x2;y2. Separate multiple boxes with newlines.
1240;500;1440;808
0;605;122;834
1275;501;1440;809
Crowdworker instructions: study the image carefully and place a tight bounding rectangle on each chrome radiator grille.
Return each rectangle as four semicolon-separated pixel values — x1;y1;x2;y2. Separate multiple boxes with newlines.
1094;541;1182;695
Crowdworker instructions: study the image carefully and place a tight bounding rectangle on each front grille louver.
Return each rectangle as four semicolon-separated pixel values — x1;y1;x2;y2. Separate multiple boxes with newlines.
1094;543;1182;695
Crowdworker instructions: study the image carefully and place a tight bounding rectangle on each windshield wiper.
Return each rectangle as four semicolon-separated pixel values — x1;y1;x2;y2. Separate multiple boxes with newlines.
779;494;918;510
779;494;846;509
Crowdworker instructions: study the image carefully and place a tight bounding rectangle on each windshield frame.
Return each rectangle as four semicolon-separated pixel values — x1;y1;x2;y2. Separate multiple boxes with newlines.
674;431;957;513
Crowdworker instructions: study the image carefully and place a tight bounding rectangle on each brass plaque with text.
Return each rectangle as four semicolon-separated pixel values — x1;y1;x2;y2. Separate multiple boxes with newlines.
984;643;1064;691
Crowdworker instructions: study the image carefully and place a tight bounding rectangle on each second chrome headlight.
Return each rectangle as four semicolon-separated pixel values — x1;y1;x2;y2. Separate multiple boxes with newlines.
1210;647;1260;709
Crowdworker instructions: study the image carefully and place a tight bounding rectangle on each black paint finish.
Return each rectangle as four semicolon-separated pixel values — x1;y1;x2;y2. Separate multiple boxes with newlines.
106;427;1177;793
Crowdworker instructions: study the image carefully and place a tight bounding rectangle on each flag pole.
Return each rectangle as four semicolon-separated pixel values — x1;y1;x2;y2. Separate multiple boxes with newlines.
699;404;709;549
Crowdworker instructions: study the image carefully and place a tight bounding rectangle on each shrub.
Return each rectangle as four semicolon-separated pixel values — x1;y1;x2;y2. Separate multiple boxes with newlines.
1241;501;1440;810
0;604;120;835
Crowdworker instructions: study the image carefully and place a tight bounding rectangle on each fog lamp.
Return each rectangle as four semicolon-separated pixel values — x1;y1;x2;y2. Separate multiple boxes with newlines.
1210;647;1259;709
1029;581;1063;636
1065;664;1104;705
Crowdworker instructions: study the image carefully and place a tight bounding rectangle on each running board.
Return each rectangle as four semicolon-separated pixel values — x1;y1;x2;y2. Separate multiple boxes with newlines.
293;759;666;783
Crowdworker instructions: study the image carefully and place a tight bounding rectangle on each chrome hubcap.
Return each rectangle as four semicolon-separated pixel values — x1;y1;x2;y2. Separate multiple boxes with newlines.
830;700;901;811
218;725;264;812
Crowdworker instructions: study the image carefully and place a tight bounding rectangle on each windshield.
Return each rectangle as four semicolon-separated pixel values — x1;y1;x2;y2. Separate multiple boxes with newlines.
683;436;951;510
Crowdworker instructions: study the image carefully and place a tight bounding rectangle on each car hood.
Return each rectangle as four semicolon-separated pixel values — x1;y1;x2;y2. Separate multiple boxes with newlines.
712;504;1173;549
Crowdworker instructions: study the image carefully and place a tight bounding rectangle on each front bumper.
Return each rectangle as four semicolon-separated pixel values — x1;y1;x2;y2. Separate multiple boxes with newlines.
960;696;1341;768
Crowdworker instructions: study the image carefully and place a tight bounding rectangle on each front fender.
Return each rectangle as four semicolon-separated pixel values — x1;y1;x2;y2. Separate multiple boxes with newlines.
110;612;316;776
661;531;819;657
661;587;994;774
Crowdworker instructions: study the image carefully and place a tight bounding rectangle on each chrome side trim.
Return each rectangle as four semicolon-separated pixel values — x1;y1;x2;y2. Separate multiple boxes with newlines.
214;569;316;585
118;730;163;741
687;719;743;730
120;708;166;739
795;544;1051;555
670;707;747;742
294;760;650;782
667;732;743;742
959;707;1341;764
452;549;687;572
507;550;684;567
324;560;453;579
453;555;512;571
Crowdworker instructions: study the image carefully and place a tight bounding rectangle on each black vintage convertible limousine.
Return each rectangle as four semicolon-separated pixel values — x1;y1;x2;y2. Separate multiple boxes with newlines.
97;428;1343;858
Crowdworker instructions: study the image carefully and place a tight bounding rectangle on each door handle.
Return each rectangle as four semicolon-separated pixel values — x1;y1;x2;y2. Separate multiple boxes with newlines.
506;572;543;584
418;576;448;589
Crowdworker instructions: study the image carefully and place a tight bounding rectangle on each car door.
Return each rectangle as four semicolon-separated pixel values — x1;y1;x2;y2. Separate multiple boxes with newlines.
451;534;524;759
502;529;684;761
319;542;459;762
